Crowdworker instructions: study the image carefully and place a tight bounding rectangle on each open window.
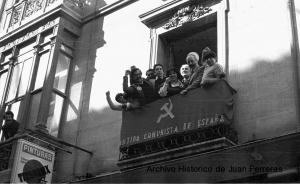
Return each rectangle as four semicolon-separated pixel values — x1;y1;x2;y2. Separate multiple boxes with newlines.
156;13;217;70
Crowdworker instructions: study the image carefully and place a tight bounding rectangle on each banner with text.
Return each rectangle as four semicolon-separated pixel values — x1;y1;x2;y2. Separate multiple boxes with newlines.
121;80;236;146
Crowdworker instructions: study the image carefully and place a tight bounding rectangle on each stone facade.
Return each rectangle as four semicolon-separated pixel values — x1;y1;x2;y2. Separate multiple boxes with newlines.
0;0;300;183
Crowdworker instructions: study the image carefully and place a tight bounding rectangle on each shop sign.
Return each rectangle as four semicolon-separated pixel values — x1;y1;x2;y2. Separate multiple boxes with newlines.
10;139;55;183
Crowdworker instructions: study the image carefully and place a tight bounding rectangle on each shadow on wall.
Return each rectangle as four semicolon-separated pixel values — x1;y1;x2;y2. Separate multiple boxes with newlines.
58;51;300;181
229;53;300;144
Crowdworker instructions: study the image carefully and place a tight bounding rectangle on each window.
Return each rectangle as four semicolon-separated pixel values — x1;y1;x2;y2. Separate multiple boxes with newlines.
27;51;50;129
46;48;72;137
0;51;11;141
28;32;52;130
0;72;8;103
0;52;11;103
0;39;35;141
34;51;50;90
6;40;35;102
53;53;70;93
0;30;74;140
46;93;64;137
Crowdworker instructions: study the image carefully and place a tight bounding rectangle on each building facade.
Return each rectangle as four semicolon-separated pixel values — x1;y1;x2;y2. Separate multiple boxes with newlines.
0;0;300;183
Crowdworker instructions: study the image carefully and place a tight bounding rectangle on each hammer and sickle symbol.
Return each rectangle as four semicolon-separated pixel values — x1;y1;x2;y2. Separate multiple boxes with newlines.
156;98;175;123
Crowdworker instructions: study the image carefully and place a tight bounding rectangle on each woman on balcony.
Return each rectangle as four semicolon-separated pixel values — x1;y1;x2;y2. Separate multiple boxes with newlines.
200;47;225;87
158;68;185;97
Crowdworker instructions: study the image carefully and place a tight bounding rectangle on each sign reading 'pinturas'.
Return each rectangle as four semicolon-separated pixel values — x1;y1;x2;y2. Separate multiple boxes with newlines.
23;143;53;162
10;140;55;183
121;80;236;146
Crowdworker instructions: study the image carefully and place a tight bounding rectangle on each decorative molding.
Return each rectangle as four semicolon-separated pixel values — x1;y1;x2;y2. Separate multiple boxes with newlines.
0;19;59;52
10;4;23;27
163;3;212;29
46;0;58;7
118;137;235;170
23;0;43;18
83;0;138;24
65;0;91;8
119;124;237;161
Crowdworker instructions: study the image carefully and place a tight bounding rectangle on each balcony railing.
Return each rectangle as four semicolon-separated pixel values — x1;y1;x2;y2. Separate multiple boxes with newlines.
0;0;90;36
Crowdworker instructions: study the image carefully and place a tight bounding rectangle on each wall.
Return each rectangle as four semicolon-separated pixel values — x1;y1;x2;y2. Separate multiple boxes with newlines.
227;0;300;143
294;0;300;46
54;0;300;181
54;0;169;181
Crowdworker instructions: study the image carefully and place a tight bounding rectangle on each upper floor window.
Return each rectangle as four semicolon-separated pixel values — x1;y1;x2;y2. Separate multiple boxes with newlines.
6;39;35;102
46;44;72;137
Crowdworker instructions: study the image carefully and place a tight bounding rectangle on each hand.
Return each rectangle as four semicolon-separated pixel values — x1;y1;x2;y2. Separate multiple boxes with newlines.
165;77;171;83
106;91;110;96
180;89;188;95
136;86;142;92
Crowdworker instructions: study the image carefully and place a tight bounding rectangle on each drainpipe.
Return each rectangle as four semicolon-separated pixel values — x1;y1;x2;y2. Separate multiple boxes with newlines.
289;0;300;127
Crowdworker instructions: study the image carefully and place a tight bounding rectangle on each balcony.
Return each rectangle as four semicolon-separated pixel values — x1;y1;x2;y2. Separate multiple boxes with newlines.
118;80;238;169
0;0;89;37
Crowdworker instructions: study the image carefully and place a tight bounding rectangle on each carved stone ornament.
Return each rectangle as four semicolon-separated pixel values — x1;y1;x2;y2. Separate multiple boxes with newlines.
163;4;212;29
24;0;43;18
67;0;91;8
10;5;23;27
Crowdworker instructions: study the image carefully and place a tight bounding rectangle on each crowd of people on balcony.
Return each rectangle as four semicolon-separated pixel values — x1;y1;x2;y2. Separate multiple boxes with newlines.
106;47;225;111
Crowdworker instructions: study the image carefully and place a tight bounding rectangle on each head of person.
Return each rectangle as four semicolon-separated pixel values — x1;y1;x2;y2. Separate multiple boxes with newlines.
201;47;217;67
130;67;143;84
146;69;155;79
115;93;128;104
4;111;14;122
153;64;164;79
166;68;181;82
180;64;191;78
186;52;199;68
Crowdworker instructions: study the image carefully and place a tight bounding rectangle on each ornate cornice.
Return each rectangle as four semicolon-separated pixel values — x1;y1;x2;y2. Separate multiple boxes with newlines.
163;3;212;29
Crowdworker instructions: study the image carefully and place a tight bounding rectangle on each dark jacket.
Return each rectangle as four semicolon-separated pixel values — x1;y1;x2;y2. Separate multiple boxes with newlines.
123;76;155;104
185;65;204;91
1;120;19;139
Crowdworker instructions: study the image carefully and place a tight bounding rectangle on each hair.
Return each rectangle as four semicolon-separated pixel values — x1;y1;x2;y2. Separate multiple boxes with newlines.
115;93;127;103
4;110;14;118
201;47;217;63
180;64;190;69
146;68;154;74
146;68;155;79
129;67;142;85
166;68;182;81
153;63;164;71
186;52;200;62
130;67;141;76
